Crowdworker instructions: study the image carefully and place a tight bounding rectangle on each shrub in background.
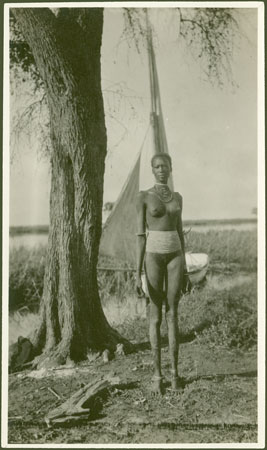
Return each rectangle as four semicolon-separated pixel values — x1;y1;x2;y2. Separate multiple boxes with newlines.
9;246;136;311
186;229;257;272
98;269;135;303
9;246;47;311
189;281;257;349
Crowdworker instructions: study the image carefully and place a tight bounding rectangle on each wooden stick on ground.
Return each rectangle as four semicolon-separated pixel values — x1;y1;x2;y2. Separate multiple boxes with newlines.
47;387;61;400
45;376;120;426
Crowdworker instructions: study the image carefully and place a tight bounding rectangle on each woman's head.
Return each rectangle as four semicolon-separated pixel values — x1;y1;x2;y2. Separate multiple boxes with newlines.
151;154;172;184
151;153;172;170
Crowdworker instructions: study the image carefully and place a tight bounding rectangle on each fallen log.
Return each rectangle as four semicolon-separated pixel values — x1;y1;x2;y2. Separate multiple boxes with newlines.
45;376;120;426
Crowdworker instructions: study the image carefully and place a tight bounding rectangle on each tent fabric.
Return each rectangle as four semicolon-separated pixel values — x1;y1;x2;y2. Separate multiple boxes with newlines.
99;153;141;268
99;24;174;268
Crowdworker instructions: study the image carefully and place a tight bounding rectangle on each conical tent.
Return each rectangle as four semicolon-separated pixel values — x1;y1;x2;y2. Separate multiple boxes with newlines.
99;19;174;268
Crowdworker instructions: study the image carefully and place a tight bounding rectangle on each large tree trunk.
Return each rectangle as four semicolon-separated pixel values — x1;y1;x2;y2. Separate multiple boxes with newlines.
12;7;131;367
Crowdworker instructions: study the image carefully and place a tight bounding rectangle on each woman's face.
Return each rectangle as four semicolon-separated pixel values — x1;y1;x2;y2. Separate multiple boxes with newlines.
152;157;171;184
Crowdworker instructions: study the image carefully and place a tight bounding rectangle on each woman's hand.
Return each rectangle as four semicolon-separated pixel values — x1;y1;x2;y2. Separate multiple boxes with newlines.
135;274;146;298
182;262;192;294
183;254;187;273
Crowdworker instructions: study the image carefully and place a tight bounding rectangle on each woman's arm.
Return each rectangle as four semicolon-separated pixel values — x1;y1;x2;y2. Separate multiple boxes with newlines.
136;191;146;296
176;193;191;294
176;193;186;266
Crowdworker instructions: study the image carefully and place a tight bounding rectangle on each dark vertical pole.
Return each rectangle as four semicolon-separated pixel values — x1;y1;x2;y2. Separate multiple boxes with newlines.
145;9;174;190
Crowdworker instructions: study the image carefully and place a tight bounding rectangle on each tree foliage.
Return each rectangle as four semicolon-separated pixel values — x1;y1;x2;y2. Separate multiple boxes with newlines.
177;8;238;86
122;8;239;86
10;11;43;90
10;10;50;159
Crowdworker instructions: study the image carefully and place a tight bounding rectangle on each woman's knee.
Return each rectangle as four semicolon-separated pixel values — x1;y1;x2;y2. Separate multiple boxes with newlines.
165;307;177;324
150;308;162;327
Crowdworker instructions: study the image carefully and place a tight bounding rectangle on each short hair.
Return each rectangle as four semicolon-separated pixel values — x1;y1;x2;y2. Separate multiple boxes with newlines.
151;153;172;169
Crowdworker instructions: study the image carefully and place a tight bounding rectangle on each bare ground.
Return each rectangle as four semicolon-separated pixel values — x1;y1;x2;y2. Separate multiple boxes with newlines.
8;340;257;445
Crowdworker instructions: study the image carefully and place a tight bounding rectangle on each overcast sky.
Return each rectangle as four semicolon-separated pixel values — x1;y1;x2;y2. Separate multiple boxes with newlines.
9;6;258;225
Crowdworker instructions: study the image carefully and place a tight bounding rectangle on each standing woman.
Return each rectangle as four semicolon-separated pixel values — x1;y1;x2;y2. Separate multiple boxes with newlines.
136;153;185;394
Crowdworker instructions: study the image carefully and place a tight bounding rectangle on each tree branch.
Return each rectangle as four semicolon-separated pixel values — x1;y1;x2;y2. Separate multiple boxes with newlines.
177;8;238;86
11;8;74;94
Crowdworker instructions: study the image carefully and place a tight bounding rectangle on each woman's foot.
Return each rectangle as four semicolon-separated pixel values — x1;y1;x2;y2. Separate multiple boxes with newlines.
151;375;164;395
171;376;183;391
170;371;184;391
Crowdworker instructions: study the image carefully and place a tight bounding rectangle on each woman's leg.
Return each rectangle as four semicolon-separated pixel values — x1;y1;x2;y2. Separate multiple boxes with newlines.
145;252;165;393
165;254;184;389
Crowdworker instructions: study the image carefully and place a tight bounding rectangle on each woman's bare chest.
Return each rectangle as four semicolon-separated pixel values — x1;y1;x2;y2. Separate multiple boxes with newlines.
146;193;180;219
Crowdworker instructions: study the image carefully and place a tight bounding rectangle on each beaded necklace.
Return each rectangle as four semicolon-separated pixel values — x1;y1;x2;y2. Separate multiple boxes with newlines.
154;183;173;203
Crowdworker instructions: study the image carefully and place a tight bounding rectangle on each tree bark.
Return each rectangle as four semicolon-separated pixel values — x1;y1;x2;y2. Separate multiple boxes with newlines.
12;7;131;367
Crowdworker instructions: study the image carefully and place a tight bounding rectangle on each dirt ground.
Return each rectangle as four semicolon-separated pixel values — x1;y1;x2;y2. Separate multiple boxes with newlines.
8;340;257;445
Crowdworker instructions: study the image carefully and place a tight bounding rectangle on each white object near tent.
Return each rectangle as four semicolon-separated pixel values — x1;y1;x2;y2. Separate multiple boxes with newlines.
99;12;209;286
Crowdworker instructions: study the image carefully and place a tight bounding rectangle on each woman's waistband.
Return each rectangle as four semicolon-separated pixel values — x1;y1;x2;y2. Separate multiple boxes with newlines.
146;230;182;254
